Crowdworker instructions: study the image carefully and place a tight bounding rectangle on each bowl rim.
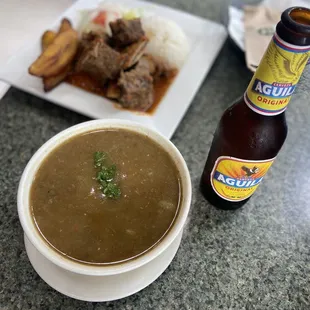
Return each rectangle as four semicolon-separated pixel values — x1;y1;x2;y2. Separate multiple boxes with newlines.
17;119;192;276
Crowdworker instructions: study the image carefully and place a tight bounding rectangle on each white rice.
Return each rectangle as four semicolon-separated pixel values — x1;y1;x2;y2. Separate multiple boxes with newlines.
141;16;190;70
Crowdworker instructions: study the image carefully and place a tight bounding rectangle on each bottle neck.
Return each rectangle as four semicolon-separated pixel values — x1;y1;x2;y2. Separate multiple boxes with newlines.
244;31;310;116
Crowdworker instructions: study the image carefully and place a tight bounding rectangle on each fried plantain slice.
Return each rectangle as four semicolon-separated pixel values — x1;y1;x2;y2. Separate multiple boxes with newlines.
41;28;71;92
41;30;57;51
29;28;78;77
58;18;72;33
43;64;72;92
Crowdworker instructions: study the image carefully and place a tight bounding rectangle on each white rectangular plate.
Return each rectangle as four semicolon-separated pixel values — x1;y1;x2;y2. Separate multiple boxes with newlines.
0;0;226;138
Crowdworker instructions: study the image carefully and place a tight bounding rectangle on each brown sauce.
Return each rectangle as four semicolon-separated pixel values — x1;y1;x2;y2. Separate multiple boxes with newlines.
65;73;106;97
65;71;177;114
149;71;177;114
30;129;181;265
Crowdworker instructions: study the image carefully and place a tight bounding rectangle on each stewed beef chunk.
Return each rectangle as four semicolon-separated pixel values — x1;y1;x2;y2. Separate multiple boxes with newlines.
122;37;148;70
76;31;103;60
110;18;145;47
75;38;125;85
118;60;154;111
79;31;109;52
135;55;156;75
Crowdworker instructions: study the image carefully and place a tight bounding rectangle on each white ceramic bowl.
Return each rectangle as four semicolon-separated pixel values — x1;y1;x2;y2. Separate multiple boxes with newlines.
18;119;192;277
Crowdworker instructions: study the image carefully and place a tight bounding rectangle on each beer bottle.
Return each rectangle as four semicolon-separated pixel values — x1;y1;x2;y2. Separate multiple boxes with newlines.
200;7;310;210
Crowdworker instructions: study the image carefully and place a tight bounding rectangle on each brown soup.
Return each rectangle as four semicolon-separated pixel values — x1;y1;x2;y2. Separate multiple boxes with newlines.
30;129;181;264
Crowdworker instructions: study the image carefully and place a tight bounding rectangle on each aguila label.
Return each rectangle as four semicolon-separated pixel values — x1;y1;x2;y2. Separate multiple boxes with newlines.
244;32;310;116
211;156;274;201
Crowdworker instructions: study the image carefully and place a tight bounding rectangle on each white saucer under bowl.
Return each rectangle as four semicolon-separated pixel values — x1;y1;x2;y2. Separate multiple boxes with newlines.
24;231;183;302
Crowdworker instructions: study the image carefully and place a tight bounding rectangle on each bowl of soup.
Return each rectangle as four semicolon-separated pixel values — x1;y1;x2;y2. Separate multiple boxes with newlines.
18;119;191;277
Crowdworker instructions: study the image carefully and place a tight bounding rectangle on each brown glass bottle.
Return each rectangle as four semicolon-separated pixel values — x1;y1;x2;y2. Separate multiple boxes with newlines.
200;7;310;210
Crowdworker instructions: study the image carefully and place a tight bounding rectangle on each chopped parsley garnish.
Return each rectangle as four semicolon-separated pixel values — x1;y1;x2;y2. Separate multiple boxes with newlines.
94;152;121;199
94;151;107;167
102;182;121;199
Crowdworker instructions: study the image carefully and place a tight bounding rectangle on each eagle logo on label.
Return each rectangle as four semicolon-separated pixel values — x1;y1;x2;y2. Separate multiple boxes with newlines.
211;156;274;202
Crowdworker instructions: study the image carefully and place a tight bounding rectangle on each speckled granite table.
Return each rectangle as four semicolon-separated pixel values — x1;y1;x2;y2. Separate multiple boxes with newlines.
1;0;310;309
